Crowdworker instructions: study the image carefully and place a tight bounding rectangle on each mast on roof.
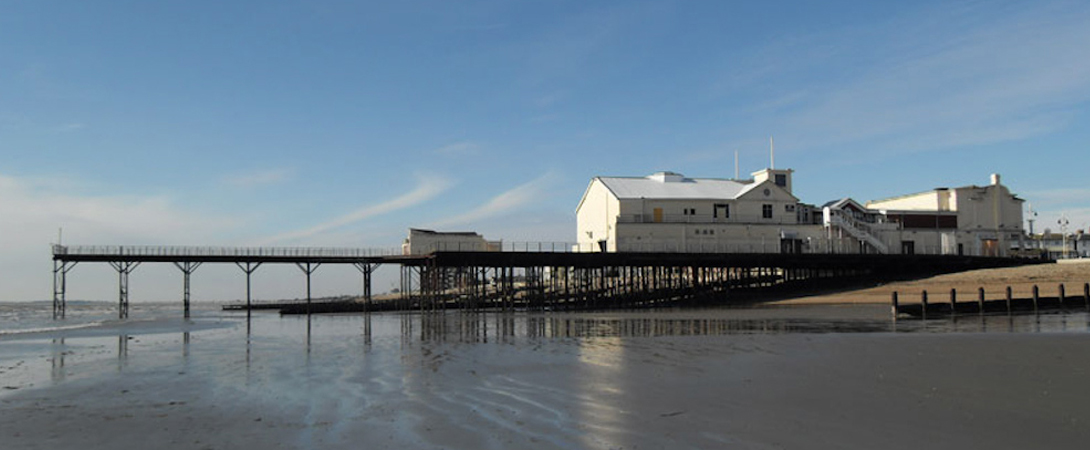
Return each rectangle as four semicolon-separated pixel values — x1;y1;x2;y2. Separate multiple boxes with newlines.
770;135;775;169
734;150;739;179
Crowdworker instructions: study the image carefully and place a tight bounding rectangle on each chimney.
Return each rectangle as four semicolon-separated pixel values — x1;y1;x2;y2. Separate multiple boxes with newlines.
990;173;1001;186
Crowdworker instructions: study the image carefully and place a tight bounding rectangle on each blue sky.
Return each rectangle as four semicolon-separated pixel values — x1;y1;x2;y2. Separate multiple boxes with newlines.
3;0;1089;302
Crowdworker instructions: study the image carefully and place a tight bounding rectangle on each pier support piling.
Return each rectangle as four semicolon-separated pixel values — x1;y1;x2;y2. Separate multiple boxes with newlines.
235;262;262;319
52;260;78;320
295;262;321;315
108;261;140;319
173;262;202;319
352;263;380;312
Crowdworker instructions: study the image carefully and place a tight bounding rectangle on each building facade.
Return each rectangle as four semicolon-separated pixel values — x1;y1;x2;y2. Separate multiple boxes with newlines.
576;169;830;253
864;174;1025;256
576;169;1026;257
402;229;500;255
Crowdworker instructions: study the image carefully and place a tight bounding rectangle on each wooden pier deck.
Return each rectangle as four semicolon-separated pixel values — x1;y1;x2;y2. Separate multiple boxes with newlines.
51;244;1044;319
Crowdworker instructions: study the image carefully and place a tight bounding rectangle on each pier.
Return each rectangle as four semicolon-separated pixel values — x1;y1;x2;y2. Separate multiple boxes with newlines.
51;245;403;319
52;244;1039;319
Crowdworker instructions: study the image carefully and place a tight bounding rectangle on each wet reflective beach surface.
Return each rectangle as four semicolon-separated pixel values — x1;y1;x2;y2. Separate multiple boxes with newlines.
4;303;1090;390
3;303;1090;449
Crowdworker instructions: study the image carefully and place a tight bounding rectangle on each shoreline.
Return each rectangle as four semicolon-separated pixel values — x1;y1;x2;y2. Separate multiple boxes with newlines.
1;312;1088;449
770;262;1090;306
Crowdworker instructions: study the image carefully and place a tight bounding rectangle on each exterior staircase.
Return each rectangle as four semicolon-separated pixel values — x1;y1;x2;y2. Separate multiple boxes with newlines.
827;210;889;254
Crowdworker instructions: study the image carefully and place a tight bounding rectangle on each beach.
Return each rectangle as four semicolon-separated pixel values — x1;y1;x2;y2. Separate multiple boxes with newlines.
3;263;1090;449
773;260;1090;305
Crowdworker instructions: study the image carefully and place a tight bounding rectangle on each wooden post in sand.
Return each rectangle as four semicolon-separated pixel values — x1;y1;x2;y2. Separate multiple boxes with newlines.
978;287;986;314
1084;283;1089;310
891;291;899;316
921;290;928;319
950;288;957;315
1005;286;1013;314
1032;285;1039;313
1059;284;1066;308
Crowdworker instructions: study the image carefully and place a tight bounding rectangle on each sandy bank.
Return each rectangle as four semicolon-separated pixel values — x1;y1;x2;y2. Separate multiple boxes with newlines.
772;261;1090;306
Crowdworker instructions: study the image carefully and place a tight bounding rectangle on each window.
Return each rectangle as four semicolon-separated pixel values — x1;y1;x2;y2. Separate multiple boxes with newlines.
683;208;696;216
762;204;773;219
774;174;787;187
714;204;730;219
785;204;795;212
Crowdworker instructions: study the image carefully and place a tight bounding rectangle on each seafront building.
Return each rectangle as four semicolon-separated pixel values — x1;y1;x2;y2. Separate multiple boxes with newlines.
575;168;1026;257
402;228;500;255
1024;232;1090;258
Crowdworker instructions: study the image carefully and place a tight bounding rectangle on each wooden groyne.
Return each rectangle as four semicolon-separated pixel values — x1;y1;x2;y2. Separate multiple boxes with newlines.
892;283;1090;318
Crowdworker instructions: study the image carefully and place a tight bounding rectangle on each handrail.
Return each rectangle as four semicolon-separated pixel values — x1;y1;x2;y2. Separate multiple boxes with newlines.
828;212;889;254
52;245;402;258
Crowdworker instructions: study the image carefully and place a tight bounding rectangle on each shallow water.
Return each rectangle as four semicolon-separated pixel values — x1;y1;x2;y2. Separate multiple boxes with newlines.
3;302;1090;449
3;302;1088;394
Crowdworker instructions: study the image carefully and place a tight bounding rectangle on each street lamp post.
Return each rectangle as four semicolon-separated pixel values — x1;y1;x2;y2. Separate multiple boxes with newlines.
1059;215;1070;259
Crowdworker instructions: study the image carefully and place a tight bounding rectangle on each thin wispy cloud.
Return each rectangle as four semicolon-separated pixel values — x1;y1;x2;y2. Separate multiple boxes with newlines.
223;168;295;188
0;172;243;301
428;172;557;229
434;142;481;156
261;174;455;244
722;3;1090;156
55;123;86;132
1022;188;1090;208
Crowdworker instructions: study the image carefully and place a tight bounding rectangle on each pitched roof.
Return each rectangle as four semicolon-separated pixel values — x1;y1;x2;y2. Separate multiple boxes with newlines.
596;174;750;200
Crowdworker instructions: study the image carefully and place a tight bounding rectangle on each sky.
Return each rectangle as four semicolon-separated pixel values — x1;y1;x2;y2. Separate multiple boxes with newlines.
2;0;1090;303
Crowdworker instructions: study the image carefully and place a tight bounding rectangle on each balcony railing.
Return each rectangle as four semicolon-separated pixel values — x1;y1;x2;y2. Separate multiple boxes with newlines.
410;241;587;254
52;245;401;258
616;214;735;224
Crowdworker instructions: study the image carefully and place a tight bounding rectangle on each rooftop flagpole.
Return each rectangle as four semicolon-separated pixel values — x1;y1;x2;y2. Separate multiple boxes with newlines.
734;150;739;179
770;135;775;169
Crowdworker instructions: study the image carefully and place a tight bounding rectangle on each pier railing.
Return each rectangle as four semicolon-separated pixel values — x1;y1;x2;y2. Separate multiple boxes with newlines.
52;245;402;258
410;241;588;254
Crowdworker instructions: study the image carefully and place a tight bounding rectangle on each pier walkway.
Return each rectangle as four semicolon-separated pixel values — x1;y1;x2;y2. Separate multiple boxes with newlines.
52;244;1039;319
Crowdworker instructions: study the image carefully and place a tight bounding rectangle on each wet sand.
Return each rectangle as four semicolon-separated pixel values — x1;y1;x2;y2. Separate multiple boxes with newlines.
2;308;1090;449
773;260;1090;305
